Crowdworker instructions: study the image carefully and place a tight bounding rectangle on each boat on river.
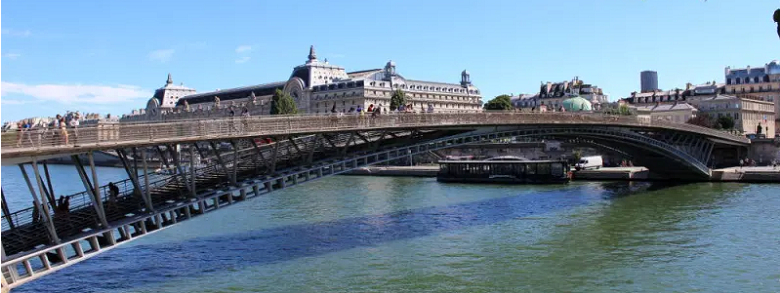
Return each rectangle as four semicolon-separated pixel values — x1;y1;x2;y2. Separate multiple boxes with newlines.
437;158;571;184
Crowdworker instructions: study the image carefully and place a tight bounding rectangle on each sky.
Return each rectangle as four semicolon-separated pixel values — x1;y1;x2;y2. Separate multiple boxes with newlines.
1;0;778;122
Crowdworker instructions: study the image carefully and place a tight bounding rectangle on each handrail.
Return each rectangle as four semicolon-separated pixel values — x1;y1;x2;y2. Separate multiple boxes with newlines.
0;113;749;158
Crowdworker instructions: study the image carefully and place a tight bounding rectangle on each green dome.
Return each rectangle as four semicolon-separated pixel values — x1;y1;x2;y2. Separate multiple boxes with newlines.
562;96;592;112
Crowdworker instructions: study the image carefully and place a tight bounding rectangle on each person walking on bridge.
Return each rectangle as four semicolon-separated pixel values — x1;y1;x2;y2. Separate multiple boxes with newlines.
69;112;80;146
107;182;119;211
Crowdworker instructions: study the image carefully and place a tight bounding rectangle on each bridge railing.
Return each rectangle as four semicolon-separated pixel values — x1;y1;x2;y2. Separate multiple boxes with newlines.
0;112;749;156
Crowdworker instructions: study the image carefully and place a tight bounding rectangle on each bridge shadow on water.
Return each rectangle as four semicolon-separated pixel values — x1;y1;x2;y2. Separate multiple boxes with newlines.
18;181;678;293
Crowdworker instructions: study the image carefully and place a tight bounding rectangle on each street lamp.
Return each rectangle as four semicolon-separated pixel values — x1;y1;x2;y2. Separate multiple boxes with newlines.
775;9;780;40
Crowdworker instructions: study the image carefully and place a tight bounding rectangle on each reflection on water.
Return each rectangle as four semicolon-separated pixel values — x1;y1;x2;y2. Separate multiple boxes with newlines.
4;174;778;293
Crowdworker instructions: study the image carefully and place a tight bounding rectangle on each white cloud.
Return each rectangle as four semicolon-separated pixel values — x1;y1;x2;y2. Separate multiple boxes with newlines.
235;56;251;64
2;29;32;37
1;82;151;104
1;99;36;105
235;45;252;53
4;53;21;60
148;49;175;62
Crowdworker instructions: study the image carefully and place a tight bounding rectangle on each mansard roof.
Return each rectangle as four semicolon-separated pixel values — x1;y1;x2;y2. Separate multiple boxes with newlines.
177;81;286;106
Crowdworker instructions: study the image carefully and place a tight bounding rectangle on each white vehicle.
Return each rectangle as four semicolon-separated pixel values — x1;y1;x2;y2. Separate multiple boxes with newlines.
575;156;603;170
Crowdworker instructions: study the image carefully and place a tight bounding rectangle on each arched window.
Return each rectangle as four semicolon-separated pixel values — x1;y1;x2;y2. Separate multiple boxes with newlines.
754;77;759;83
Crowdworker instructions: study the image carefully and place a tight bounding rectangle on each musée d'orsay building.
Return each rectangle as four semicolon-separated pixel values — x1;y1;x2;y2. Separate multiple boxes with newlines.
145;46;483;115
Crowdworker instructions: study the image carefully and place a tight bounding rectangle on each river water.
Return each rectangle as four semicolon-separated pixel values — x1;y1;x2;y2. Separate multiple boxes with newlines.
3;165;779;292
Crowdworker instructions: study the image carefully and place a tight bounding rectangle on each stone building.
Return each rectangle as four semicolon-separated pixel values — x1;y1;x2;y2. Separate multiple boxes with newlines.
632;102;697;124
724;60;780;130
513;77;608;111
624;82;775;137
146;74;197;116
135;46;482;118
695;95;775;138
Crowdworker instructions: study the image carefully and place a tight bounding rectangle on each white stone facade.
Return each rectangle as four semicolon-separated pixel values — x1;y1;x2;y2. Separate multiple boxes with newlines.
131;46;482;120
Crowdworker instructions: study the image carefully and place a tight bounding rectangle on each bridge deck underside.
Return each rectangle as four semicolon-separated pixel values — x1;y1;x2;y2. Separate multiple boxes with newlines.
1;130;464;257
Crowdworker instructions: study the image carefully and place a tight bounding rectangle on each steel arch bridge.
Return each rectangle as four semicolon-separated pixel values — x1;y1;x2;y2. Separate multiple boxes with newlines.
0;112;748;291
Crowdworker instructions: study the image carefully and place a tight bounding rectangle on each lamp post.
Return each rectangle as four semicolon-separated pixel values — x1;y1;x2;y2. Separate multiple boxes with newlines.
775;9;780;40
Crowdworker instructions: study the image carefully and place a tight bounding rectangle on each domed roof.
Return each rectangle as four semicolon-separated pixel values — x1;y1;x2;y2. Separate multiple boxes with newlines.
462;69;470;75
562;96;592;112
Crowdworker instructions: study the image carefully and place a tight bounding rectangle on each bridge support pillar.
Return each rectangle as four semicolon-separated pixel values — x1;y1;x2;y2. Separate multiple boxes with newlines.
2;244;19;287
140;150;154;212
317;168;323;178
169;144;193;195
240;189;247;200
190;146;197;198
19;163;60;244
1;188;15;230
117;149;143;201
72;154;109;228
265;181;273;192
252;184;260;197
198;201;206;214
209;142;233;184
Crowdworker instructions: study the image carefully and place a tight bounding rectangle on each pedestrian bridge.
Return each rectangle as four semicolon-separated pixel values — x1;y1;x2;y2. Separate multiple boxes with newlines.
0;112;749;291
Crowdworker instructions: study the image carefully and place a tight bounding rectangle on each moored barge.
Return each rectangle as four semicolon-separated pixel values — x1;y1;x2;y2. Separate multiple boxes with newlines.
437;159;571;184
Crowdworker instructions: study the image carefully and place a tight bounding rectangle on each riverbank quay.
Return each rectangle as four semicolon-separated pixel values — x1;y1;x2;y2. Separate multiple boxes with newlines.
343;165;780;183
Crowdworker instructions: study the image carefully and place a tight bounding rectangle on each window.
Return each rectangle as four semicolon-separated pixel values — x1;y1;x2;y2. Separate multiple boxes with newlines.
754;77;759;83
727;78;732;85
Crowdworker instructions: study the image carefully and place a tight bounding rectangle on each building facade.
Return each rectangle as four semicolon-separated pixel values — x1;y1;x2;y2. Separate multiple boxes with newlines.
695;95;775;138
135;46;482;118
640;70;658;93
625;82;774;137
146;74;197;115
724;60;780;131
633;102;697;124
511;77;608;111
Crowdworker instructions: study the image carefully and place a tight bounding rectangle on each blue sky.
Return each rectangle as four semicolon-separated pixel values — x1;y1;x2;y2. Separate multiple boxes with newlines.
1;0;778;122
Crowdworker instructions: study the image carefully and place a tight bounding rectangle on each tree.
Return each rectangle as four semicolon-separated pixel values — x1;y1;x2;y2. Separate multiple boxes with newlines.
572;150;582;164
270;89;298;115
483;94;513;111
390;89;406;111
687;114;715;128
618;104;631;115
716;115;735;130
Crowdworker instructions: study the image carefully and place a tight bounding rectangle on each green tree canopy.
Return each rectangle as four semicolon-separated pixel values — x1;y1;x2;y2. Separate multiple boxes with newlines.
390;89;406;111
687;114;715;128
716;115;735;130
483;94;513;111
270;89;298;115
